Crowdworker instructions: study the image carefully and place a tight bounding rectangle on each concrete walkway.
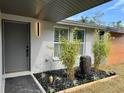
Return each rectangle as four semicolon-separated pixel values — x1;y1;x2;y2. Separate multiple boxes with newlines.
5;75;42;93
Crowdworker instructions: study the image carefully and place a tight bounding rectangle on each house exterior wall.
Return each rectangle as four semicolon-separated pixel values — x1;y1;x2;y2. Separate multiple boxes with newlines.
85;28;95;63
1;13;95;74
31;21;66;73
1;13;65;73
0;10;2;93
108;32;124;64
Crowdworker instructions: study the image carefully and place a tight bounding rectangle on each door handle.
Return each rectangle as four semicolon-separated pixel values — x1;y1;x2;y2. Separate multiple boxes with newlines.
26;45;29;57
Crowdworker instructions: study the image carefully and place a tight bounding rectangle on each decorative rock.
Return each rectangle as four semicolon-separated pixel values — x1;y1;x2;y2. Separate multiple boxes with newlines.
34;67;116;93
48;87;55;93
73;79;78;86
93;74;100;80
110;71;116;75
106;71;111;76
49;76;54;84
41;73;46;79
54;77;63;85
55;77;61;81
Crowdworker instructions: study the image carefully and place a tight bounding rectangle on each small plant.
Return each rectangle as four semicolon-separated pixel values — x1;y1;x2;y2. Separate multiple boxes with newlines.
92;30;111;70
60;28;80;80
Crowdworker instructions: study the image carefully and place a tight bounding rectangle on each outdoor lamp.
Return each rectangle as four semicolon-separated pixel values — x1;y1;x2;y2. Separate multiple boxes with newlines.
36;21;40;37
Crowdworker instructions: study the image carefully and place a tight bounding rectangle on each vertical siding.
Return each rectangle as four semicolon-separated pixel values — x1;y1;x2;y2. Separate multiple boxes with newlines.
108;33;124;64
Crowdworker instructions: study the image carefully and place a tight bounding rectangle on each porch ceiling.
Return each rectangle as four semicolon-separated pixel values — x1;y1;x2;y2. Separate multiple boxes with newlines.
0;0;111;22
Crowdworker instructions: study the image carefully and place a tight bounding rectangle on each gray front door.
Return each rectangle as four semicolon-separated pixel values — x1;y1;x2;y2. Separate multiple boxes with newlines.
2;20;30;73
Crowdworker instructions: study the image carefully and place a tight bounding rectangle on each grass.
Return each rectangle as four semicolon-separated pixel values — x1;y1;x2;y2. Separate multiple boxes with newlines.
73;63;124;93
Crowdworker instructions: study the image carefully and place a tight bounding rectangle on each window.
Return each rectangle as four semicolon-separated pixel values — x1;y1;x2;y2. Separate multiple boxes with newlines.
54;27;69;57
99;31;105;40
73;29;85;55
54;27;85;57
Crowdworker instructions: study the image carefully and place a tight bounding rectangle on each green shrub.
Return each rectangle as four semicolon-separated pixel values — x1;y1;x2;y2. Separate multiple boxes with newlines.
60;29;80;80
93;30;111;70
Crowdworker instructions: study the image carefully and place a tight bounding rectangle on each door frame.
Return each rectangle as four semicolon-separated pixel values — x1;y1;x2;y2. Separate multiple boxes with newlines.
2;19;31;74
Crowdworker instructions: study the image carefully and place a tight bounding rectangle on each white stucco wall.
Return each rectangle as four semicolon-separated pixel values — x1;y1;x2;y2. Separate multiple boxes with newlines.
0;10;2;92
1;13;95;74
31;21;65;73
1;13;65;73
85;28;95;63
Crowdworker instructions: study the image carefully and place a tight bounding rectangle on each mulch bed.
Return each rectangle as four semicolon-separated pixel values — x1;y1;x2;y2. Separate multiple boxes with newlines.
34;67;116;93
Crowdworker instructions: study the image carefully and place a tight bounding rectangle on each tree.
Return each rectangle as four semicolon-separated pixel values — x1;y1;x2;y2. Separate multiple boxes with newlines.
116;21;122;28
92;12;105;25
111;21;124;29
80;16;89;23
60;28;80;80
89;19;96;24
79;12;105;25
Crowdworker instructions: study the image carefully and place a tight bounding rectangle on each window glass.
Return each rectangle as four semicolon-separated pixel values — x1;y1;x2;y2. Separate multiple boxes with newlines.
54;29;59;42
99;31;105;40
54;43;60;57
54;28;68;42
60;29;68;40
54;27;68;57
54;27;85;57
74;30;84;42
73;30;85;55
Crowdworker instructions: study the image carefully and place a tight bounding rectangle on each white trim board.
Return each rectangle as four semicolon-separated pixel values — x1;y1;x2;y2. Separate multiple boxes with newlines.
3;71;31;78
1;77;5;93
31;74;46;93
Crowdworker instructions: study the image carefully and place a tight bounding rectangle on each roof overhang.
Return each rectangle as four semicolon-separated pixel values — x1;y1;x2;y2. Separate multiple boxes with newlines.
0;0;111;22
57;20;106;29
58;20;124;34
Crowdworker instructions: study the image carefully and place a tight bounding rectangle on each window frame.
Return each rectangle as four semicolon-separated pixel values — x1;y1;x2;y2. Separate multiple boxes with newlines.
53;26;86;60
73;28;86;56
